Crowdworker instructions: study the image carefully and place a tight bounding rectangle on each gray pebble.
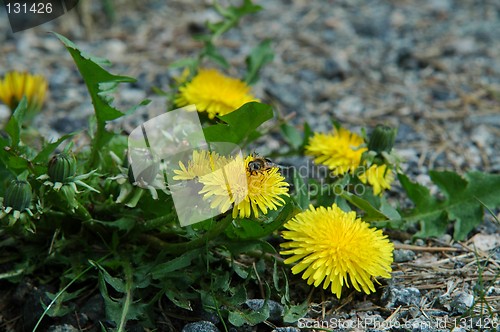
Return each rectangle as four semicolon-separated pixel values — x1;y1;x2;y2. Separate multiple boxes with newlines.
272;328;300;332
245;299;284;322
393;249;416;262
414;239;426;247
47;325;79;332
182;321;220;332
451;292;474;315
404;318;447;332
381;286;421;308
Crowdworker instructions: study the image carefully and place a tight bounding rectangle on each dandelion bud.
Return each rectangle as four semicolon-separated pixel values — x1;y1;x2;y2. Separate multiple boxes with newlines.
48;153;76;183
368;125;397;154
3;180;32;211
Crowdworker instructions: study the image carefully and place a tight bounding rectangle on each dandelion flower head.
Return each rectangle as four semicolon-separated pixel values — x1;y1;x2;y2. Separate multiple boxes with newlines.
281;204;393;298
197;154;289;218
173;150;229;181
0;71;47;111
175;68;257;119
358;164;395;196
305;127;367;175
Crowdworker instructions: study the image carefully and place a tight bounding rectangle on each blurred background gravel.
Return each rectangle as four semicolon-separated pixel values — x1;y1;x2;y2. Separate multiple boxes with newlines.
2;0;500;181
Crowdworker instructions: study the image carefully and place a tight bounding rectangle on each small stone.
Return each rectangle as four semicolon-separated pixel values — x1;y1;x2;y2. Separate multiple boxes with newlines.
470;233;500;251
381;286;421;308
487;286;500;296
337;96;364;117
393;249;416;262
182;321;220;332
272;328;300;332
245;299;284;322
47;325;79;332
451;292;474;315
199;309;221;325
449;38;478;56
405;318;446;332
323;58;348;80
438;234;452;245
414;238;426;247
451;328;467;332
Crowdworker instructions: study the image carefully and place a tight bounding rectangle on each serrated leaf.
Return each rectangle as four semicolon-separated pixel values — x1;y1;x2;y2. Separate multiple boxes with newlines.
32;133;75;164
43;287;87;318
54;33;136;168
342;192;389;221
91;261;126;293
233;263;249;279
280;123;302;151
293;170;309;210
202;42;229;68
5;97;27;148
301;122;313;150
399;171;500;240
228;311;248;327
228;286;270;327
164;288;193;311
283;301;308;323
203;102;273;145
379;196;401;220
95;261;139;332
151;250;200;279
54;33;134;124
245;40;274;85
168;57;199;70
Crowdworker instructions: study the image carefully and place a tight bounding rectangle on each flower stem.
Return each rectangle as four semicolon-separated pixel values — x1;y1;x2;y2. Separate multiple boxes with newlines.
137;212;176;232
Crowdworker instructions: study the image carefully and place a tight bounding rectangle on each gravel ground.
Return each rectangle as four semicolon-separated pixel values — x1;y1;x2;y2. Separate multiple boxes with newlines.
1;0;499;331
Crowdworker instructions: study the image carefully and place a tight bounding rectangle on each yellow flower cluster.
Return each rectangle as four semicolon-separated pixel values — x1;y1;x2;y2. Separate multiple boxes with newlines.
305;127;395;195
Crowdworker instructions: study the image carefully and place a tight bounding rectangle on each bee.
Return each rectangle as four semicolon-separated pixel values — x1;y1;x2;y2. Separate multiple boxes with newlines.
247;156;276;175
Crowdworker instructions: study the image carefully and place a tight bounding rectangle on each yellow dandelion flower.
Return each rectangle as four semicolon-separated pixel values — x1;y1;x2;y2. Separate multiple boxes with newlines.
281;204;393;299
175;68;257;119
358;164;395;196
172;150;228;181
305;128;367;175
0;71;47;113
198;155;289;218
198;155;249;215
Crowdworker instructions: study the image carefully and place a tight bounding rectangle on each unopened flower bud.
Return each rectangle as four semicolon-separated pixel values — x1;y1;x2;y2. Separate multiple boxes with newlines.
48;153;76;183
368;125;397;154
3;180;32;211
